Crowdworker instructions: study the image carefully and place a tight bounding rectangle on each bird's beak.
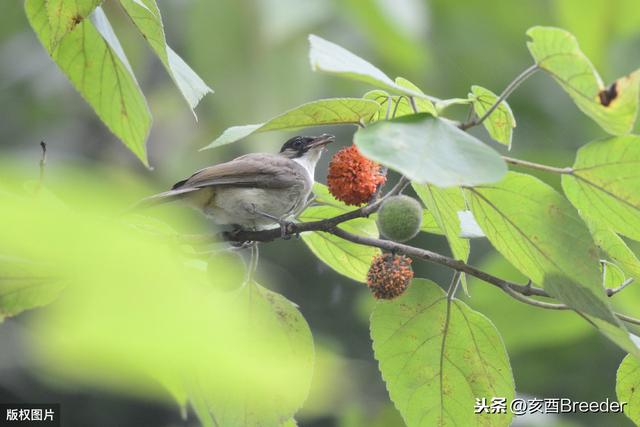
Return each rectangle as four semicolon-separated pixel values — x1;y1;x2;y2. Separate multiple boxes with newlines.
308;134;335;149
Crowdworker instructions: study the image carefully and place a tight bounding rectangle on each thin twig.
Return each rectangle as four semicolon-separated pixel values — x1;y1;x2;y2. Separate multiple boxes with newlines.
616;313;640;326
447;271;462;301
385;96;392;120
460;64;539;130
502;156;573;174
607;277;634;297
392;96;406;119
409;96;418;114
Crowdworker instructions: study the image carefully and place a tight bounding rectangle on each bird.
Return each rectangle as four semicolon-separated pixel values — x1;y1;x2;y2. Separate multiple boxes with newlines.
138;134;335;237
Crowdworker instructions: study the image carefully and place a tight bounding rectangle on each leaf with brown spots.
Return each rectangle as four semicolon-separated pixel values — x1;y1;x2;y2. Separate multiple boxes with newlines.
26;1;152;166
371;280;514;427
45;0;102;48
527;26;640;135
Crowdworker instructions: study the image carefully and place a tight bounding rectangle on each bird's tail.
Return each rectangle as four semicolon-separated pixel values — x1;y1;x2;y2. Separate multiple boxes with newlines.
126;187;199;212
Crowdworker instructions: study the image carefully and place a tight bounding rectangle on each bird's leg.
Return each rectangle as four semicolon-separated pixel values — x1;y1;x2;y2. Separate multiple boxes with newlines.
248;204;294;240
245;242;259;285
227;224;254;248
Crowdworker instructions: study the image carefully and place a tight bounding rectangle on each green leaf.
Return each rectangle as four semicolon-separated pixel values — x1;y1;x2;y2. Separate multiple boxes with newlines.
308;34;425;98
119;0;212;116
191;282;314;427
466;172;639;355
354;114;507;187
469;85;516;148
394;78;437;115
1;178;314;426
526;26;640;135
203;98;380;150
420;210;443;235
0;256;65;323
371;280;515;427
363;79;438;124
311;182;351;210
26;1;152;166
562;135;640;242
300;205;380;282
617;354;640;425
45;0;102;47
586;217;640;282
413;184;470;292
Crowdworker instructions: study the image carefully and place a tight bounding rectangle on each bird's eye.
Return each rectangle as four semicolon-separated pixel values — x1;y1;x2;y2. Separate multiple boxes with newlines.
293;139;303;148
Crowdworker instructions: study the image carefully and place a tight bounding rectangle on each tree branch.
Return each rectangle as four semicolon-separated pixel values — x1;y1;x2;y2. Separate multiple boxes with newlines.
502;156;573;174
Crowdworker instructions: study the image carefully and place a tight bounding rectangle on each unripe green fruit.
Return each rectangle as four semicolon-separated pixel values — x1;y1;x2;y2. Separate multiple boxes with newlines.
376;195;423;242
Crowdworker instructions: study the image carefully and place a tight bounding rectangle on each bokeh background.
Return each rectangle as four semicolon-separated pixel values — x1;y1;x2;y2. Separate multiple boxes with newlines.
2;0;640;426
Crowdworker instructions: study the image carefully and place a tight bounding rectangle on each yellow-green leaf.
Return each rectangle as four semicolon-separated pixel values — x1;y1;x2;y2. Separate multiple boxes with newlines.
0;256;65;323
26;1;152;166
562;135;640;242
527;26;640;135
467;172;639;356
469;85;516;148
371;280;515;427
203;98;380;150
46;0;102;47
300;205;380;283
413;184;470;292
617;354;640;425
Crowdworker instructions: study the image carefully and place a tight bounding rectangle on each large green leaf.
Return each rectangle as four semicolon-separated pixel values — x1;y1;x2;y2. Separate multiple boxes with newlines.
469;85;515;148
0;256;65;323
203;98;380;150
300;205;380;283
466;172;639;355
1;172;314;427
526;26;640;135
26;1;152;166
371;280;514;427
190;282;314;427
562;135;640;242
354;114;507;187
45;0;102;47
119;0;212;116
617;354;640;425
308;35;425;98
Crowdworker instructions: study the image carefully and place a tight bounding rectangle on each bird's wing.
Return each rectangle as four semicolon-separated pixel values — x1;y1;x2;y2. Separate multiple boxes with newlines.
174;153;304;190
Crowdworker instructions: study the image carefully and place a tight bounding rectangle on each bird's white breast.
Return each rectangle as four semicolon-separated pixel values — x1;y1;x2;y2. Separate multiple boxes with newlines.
293;148;322;182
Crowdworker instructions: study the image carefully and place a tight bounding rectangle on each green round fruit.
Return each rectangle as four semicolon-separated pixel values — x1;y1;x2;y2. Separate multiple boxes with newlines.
376;195;423;242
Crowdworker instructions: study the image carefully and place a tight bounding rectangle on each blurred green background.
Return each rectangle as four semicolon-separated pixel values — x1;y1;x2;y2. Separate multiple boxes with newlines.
1;0;640;426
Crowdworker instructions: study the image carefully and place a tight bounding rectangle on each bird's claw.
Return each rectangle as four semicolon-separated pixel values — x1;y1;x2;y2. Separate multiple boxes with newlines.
279;220;295;240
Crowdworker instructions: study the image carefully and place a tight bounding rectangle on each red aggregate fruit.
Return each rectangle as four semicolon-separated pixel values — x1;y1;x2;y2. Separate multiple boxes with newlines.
327;145;386;206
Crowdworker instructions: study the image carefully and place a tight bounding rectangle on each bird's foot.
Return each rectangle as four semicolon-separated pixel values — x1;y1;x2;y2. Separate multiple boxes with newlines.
278;220;295;240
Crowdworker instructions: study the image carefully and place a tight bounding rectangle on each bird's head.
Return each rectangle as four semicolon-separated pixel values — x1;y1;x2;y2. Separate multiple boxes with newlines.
279;134;335;160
